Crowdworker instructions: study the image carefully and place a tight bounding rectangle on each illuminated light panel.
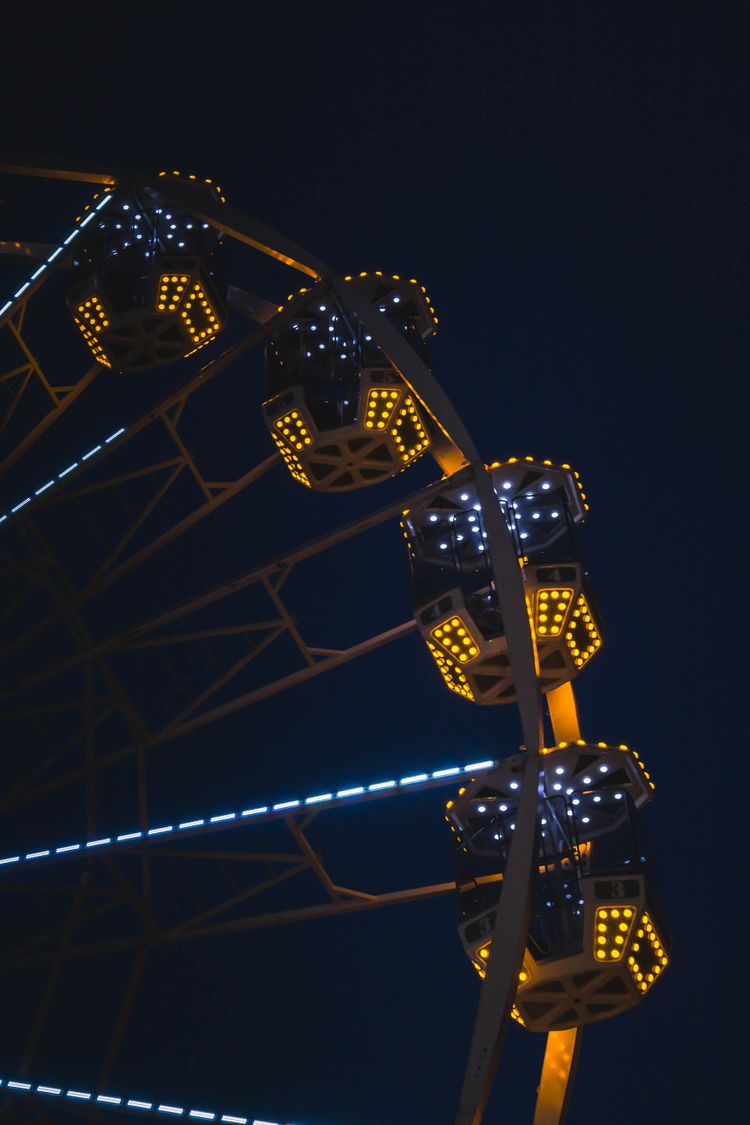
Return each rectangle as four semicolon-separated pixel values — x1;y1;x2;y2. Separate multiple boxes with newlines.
269;430;310;487
564;592;602;668
535;588;574;638
271;410;312;487
73;294;112;367
391;394;429;464
594;905;636;962
180;278;222;350
363;387;400;431
274;410;312;454
510;1004;526;1027
627;911;669;993
157;273;190;313
430;615;481;665
426;641;474;698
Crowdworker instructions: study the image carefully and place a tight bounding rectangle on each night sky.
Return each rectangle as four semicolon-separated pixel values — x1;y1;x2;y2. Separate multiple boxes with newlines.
0;7;746;1124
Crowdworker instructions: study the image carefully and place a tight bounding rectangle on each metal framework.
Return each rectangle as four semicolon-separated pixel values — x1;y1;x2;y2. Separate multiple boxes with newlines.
0;161;589;1124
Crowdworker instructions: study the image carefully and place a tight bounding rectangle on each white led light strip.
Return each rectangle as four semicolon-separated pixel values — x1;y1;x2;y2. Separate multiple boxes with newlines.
0;1075;299;1124
0;191;114;322
0;424;127;528
0;760;495;872
0;191;125;530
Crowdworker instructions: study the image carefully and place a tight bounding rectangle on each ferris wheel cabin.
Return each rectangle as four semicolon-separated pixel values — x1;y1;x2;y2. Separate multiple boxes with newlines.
66;174;228;371
402;457;603;703
262;273;436;490
447;743;669;1032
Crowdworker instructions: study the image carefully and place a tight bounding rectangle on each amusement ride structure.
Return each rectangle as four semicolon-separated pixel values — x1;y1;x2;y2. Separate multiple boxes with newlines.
0;162;669;1124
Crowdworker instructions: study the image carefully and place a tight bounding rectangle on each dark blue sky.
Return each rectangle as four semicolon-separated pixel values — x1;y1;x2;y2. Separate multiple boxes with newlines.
1;7;746;1124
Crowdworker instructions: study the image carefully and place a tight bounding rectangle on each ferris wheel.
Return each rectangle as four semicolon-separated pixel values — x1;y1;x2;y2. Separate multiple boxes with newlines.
0;161;669;1125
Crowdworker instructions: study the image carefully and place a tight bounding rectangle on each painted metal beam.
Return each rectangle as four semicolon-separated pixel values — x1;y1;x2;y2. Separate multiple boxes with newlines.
2;879;468;970
0;161;116;185
527;683;584;1125
139;174;331;280
531;1028;582;1125
327;272;545;1123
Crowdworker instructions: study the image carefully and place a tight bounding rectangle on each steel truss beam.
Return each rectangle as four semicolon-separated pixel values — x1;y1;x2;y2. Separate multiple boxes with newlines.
0;474;462;818
1;317;279;547
0;295;101;471
0;803;484;970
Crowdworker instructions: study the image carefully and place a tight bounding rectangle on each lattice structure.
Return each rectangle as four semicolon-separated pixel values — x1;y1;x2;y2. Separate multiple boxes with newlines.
0;162;663;1125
